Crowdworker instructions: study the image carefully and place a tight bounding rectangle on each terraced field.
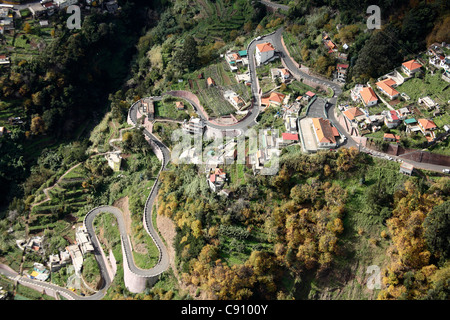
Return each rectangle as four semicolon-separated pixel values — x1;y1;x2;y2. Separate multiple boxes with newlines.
192;0;251;40
29;165;89;231
193;62;252;116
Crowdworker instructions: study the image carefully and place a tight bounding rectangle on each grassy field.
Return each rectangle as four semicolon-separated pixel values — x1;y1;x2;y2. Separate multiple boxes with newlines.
190;0;251;41
282;31;302;64
428;136;450;156
396;72;450;105
154;98;192;121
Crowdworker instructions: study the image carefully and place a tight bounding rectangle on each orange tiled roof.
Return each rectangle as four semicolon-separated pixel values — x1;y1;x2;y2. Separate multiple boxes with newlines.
418;118;437;130
359;87;378;104
402;59;422;72
256;42;275;53
268;92;285;103
343;107;364;121
312;117;337;144
376;79;399;97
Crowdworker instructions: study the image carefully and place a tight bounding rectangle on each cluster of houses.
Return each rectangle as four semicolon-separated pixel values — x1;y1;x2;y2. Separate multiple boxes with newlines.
249;128;282;174
224;49;248;71
349;58;436;110
322;32;350;83
427;42;450;82
15;225;95;282
16;236;45;254
0;5;14;36
343;57;447;143
341;104;439;142
64;225;94;276
351;58;420;107
30;0;118;19
33;0;80;18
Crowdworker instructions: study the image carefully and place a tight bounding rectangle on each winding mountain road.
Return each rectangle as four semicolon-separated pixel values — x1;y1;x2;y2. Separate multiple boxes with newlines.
0;28;349;300
4;26;442;300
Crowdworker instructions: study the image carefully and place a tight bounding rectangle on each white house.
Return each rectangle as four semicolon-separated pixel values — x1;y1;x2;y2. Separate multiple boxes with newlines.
183;117;205;134
383;110;400;129
255;42;275;65
311;117;340;149
75;226;94;255
224;90;245;110
0;55;10;65
376;78;399;100
359;87;378;106
418;96;438;110
401;59;422;76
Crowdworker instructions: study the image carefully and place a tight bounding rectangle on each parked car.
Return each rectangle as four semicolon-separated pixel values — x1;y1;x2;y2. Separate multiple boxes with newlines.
443;169;450;174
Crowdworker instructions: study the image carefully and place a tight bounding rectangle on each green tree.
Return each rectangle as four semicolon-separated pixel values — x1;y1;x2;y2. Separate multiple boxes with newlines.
424;201;450;260
173;36;198;71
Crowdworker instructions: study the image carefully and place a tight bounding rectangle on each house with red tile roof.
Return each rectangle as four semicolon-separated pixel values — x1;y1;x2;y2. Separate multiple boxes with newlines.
359;87;378;106
281;132;299;141
0;55;10;65
376;78;399;100
383;133;400;142
175;101;185;110
311;117;340;148
384;110;400;129
208;167;227;192
418;118;437;140
304;91;316;101
261;92;285;107
279;68;291;81
401;59;422;76
336;63;349;81
343;107;365;122
255;42;275;65
279;132;299;147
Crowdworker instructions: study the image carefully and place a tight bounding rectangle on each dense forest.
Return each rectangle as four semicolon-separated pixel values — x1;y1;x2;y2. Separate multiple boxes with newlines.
0;1;166;207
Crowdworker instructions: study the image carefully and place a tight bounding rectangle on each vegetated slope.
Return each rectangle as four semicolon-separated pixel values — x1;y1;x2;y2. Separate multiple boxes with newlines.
156;147;449;299
0;2;156;207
